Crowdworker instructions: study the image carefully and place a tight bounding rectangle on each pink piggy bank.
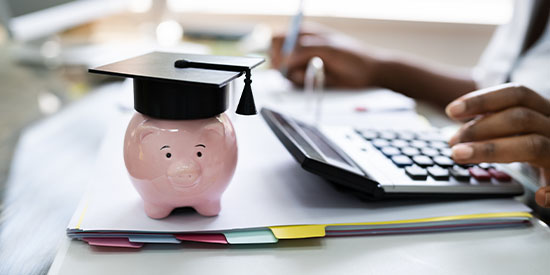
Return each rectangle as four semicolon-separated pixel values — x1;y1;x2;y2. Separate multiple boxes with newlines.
123;112;238;219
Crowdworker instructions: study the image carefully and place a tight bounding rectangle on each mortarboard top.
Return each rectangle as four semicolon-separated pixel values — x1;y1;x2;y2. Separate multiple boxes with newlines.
89;51;264;120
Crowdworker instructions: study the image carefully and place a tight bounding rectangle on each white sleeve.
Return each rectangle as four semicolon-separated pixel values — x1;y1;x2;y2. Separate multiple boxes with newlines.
473;0;532;89
511;18;550;99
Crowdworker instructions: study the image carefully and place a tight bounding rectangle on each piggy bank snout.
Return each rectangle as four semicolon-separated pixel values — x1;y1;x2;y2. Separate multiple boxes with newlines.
167;160;202;187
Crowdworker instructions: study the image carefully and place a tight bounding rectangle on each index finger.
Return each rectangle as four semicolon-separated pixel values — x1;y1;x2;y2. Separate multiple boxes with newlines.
445;83;550;120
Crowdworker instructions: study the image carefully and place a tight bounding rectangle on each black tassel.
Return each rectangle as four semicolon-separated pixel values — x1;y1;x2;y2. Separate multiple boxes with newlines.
236;70;257;115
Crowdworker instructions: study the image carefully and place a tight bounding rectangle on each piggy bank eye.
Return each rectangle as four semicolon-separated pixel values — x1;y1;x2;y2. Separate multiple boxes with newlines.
195;144;205;158
165;152;172;158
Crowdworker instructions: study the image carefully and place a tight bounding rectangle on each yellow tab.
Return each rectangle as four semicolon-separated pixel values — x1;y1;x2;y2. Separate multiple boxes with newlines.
269;225;326;239
75;201;90;230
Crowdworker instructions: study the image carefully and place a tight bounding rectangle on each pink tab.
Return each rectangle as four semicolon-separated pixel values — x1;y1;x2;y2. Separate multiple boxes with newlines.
83;238;143;249
174;234;228;244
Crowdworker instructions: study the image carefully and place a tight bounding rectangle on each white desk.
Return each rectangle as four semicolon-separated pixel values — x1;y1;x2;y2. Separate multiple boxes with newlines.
49;220;550;275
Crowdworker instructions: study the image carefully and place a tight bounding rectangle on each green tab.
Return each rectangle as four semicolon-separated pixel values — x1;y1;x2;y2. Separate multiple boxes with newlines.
224;228;278;244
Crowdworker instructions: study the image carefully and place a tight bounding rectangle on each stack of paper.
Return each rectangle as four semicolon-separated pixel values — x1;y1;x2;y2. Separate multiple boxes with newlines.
66;113;532;248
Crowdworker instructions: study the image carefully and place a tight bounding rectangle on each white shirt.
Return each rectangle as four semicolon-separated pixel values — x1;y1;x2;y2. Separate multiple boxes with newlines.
474;0;550;98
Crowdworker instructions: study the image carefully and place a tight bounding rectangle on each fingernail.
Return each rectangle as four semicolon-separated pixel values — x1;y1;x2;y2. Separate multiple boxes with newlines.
446;101;466;116
452;144;474;160
448;134;459;146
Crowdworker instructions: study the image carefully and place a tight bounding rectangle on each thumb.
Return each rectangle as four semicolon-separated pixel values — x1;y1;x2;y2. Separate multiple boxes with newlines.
540;167;550;187
535;186;550;208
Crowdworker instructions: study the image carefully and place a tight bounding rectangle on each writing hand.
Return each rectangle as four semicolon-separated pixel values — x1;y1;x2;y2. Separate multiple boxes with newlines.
270;32;384;88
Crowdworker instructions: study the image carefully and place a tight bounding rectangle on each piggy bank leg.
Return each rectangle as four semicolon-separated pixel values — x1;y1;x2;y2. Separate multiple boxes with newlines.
144;201;173;219
194;199;221;216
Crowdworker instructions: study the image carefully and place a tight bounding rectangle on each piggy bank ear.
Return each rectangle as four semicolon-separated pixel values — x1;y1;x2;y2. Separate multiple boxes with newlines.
133;124;155;143
203;121;226;137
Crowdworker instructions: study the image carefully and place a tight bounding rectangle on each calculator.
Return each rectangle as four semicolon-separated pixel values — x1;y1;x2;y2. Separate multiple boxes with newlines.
260;108;524;200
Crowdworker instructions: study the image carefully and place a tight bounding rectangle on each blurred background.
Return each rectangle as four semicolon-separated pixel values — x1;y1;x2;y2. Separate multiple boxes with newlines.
0;0;514;192
0;0;515;272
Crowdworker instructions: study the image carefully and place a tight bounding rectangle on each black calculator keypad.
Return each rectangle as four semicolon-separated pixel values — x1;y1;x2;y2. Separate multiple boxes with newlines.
355;129;513;182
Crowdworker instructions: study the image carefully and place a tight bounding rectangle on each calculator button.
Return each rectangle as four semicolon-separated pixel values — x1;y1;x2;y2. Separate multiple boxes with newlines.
427;166;450;180
488;168;512;181
358;129;378;140
379;131;397;140
433;156;454;167
410;140;428;149
478;163;492;169
449;165;470;181
397;131;416;141
440;148;452;157
468;167;491;181
391;139;409;148
372;139;390;148
401;147;420;156
421;148;439;157
381;146;400;157
391;155;413;167
429;141;448;149
417;132;445;142
405;165;428;180
412;155;434;167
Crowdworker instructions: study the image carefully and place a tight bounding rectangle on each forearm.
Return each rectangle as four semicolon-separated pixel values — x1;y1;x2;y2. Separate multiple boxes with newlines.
374;57;477;109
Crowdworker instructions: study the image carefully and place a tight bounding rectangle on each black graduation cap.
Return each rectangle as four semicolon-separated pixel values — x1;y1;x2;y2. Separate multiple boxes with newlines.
89;52;265;120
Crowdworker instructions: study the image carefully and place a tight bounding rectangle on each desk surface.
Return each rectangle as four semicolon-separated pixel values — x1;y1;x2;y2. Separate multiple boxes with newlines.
48;81;550;275
50;220;550;275
2;69;549;274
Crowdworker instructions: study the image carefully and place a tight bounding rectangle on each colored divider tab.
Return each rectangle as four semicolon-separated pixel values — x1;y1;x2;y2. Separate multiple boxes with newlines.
175;233;228;244
328;212;533;227
83;238;143;248
224;229;278;244
267;213;531;240
128;235;181;244
269;224;326;239
326;220;530;236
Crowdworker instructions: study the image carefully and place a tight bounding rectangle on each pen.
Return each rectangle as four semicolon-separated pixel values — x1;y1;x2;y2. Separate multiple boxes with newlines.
279;0;304;76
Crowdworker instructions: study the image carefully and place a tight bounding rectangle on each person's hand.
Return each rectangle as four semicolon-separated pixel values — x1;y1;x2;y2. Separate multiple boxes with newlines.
270;31;385;88
446;83;550;208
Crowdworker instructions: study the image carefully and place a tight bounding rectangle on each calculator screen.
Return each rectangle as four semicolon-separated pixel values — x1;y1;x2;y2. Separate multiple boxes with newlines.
297;122;353;168
266;109;364;177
